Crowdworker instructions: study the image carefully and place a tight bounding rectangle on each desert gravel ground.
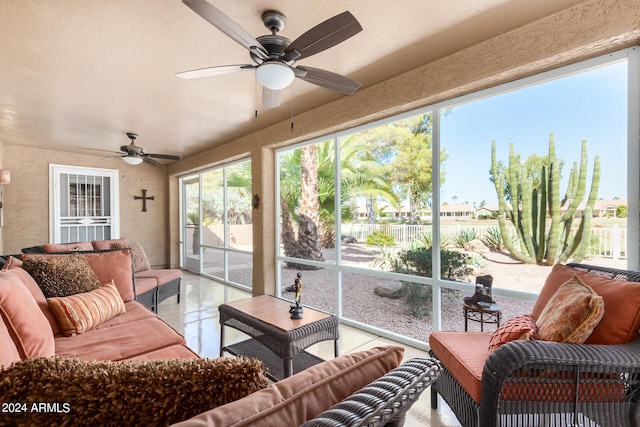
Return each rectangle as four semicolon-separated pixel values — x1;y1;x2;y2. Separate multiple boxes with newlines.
279;244;628;343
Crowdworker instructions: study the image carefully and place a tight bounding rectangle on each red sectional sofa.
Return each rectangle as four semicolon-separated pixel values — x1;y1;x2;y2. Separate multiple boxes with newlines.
24;238;181;313
0;248;441;426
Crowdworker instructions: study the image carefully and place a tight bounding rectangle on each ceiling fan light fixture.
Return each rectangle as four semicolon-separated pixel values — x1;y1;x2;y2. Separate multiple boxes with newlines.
256;62;295;90
123;156;144;165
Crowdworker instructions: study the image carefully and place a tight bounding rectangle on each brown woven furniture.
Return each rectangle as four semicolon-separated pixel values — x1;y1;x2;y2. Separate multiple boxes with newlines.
302;357;442;427
219;295;339;381
430;263;640;427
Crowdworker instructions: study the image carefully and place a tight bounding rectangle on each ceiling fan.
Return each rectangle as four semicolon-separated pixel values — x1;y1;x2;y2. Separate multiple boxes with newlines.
177;0;363;109
84;133;181;166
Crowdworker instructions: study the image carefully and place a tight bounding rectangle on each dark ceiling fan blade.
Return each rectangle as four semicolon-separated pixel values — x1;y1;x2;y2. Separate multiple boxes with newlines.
143;157;162;166
282;11;362;62
262;87;282;109
100;155;126;160
79;147;124;155
145;153;182;161
176;64;254;79
296;66;361;95
182;0;267;60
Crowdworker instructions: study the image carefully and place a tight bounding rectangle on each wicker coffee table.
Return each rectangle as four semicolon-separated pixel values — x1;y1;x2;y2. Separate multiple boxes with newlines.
219;295;340;381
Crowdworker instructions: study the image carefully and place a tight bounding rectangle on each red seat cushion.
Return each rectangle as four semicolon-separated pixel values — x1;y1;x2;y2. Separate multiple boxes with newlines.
429;331;491;403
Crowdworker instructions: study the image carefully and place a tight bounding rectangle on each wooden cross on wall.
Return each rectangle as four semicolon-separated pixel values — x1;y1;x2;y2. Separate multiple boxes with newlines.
134;189;154;212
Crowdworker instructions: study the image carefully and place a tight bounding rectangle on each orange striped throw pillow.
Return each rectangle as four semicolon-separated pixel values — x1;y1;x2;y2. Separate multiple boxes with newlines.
47;280;126;336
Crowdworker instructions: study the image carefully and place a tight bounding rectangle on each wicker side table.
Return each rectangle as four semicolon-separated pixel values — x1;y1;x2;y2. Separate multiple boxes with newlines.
219;295;339;381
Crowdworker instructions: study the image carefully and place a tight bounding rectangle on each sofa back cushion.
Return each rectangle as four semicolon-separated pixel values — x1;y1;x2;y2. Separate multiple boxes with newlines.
532;263;640;345
0;270;55;360
0;317;21;369
173;345;404;427
43;242;94;253
2;258;60;335
22;250;136;302
91;238;128;251
83;250;135;302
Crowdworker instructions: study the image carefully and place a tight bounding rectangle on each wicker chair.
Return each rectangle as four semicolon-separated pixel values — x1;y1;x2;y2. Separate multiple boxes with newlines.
302;357;441;427
430;263;640;427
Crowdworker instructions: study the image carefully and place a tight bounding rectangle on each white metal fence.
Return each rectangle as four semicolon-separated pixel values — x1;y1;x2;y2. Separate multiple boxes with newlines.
341;223;627;260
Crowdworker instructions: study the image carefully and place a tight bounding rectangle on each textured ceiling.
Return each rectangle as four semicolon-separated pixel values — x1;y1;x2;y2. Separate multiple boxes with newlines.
0;0;586;164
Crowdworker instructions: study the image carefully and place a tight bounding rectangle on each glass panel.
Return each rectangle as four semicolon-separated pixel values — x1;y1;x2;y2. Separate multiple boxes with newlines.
341;272;432;342
201;169;224;248
226;161;252;250
184;177;201;271
339;113;434;271
203;247;224;281
278;140;336;265
227;251;253;287
440;61;628;305
279;264;337;314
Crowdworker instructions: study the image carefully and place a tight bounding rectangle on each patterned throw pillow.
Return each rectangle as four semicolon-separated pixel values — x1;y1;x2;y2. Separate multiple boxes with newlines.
536;276;605;344
0;356;268;425
47;280;126;336
21;254;101;298
488;314;539;352
110;241;150;272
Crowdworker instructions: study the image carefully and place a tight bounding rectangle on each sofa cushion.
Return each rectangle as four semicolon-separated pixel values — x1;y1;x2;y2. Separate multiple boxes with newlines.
0;317;22;369
47;280;126;336
122;344;200;361
98;239;152;273
43;241;94;253
532;264;638;345
429;331;490;404
536;276;604;344
2;258;60;335
54;316;186;360
91;237;128;251
128;241;151;272
488;314;538;352
173;345;404;427
135;276;157;295
0;356;267;425
82;250;135;302
21;254;101;298
135;268;181;286
0;270;55;360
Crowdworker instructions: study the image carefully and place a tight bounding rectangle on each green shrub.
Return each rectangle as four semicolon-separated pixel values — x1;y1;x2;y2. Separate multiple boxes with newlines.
365;230;396;246
415;231;450;249
452;228;478;248
391;247;473;318
617;205;627;218
481;226;503;250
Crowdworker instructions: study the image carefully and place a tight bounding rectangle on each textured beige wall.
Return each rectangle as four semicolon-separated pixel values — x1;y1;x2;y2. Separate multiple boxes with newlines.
169;0;640;294
0;144;171;267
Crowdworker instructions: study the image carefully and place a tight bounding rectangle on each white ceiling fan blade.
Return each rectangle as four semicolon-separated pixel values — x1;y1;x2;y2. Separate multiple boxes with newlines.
182;0;267;60
262;87;282;109
176;64;254;79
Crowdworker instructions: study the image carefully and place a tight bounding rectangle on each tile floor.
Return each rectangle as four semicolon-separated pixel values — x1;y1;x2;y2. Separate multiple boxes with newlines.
157;271;462;426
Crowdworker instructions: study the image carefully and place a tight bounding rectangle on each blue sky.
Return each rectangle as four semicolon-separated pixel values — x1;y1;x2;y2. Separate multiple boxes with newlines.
439;60;627;206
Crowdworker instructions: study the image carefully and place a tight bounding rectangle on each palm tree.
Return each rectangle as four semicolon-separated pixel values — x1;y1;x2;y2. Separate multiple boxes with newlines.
279;138;399;253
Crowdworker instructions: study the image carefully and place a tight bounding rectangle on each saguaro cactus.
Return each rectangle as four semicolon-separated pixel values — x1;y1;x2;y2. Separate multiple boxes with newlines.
490;134;600;265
